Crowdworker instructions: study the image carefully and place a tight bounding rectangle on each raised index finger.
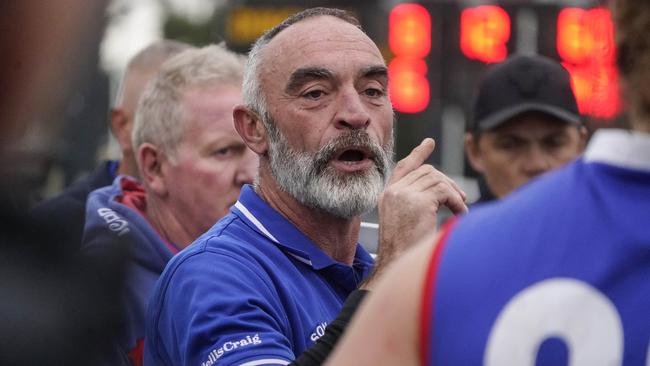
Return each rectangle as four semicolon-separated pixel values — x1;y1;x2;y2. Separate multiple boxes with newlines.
389;138;435;183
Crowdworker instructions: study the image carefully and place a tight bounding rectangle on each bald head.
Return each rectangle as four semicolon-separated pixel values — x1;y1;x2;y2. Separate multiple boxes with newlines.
111;39;194;178
115;40;193;112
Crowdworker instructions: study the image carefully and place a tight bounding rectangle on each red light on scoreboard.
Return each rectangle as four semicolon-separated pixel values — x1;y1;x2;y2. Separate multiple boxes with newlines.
557;8;615;65
389;3;431;113
557;8;620;119
389;3;431;58
563;63;620;119
389;58;430;114
557;8;590;64
461;5;510;63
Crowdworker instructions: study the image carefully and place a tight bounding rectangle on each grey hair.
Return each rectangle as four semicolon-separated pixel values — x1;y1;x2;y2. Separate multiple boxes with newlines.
114;39;193;108
242;8;362;117
132;44;246;160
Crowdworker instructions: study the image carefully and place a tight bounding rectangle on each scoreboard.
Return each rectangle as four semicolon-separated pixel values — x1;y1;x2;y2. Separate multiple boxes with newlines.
388;3;620;118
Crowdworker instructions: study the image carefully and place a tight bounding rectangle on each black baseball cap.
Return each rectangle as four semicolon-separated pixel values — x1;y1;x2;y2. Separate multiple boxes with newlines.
471;54;582;131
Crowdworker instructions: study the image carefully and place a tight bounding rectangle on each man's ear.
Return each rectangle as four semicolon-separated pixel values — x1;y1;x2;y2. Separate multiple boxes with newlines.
464;132;486;174
110;108;133;154
233;105;268;155
138;143;168;196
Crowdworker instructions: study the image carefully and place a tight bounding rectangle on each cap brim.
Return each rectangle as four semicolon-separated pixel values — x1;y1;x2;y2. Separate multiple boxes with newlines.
477;102;582;131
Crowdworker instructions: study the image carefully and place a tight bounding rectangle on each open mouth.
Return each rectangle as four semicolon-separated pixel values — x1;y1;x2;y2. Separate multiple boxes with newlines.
333;146;373;166
338;149;365;162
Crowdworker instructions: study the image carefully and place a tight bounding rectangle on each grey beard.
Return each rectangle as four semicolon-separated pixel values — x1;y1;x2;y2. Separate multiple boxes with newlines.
264;114;394;219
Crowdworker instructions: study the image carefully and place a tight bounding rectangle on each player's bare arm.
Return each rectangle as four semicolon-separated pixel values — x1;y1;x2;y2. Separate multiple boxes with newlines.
327;235;439;365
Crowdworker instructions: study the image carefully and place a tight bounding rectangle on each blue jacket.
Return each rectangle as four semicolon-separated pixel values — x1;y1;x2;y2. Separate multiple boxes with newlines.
82;176;178;365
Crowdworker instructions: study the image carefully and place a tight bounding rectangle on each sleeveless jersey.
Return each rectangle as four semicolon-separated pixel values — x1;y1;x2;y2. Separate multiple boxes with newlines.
422;129;650;366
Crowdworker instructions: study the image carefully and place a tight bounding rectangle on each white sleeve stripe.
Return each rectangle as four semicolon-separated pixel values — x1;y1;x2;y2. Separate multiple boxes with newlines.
237;358;290;366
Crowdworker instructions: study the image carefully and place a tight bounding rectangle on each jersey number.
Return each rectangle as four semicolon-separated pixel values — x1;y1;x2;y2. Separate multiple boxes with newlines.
484;278;649;366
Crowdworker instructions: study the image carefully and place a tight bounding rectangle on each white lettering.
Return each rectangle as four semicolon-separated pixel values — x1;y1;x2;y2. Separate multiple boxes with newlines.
310;322;328;342
97;207;130;236
223;341;234;352
202;334;263;365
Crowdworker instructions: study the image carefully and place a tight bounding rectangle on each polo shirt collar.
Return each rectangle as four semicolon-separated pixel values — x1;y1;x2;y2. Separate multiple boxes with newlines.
584;129;650;172
233;185;373;270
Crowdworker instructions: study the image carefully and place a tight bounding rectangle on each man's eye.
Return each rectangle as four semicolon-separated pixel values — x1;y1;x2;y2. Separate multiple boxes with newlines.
364;88;385;98
495;139;520;150
304;90;325;99
544;136;568;149
213;145;246;158
213;147;232;157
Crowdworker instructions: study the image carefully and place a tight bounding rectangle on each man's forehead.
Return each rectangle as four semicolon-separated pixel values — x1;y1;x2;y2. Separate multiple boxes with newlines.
261;15;384;77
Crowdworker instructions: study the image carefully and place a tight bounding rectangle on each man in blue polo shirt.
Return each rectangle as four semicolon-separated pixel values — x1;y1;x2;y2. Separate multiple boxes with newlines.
145;7;468;366
327;1;650;365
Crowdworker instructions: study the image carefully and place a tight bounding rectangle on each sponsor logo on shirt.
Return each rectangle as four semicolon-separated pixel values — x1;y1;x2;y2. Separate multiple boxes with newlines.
310;322;328;342
202;333;262;366
97;207;130;236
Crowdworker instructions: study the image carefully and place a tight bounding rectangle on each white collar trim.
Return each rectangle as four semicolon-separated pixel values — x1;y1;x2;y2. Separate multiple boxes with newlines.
234;201;313;266
583;129;650;172
234;201;279;243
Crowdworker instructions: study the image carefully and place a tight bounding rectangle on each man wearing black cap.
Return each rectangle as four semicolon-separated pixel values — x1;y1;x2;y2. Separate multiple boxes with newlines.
464;54;587;202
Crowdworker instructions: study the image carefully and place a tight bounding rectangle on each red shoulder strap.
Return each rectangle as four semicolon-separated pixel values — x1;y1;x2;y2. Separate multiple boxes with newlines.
419;217;458;366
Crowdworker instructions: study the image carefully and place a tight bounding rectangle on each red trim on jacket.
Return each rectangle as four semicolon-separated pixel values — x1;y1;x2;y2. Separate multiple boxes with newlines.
127;339;145;366
116;178;179;254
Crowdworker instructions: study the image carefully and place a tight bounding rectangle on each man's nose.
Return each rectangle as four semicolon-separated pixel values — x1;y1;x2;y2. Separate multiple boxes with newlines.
334;88;370;130
522;145;552;177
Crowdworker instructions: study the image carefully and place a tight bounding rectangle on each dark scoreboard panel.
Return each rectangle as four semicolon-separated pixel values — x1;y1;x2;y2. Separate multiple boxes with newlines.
388;3;620;117
221;1;621;172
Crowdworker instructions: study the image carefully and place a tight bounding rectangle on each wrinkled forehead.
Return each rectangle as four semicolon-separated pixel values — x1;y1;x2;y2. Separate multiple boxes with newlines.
259;16;385;89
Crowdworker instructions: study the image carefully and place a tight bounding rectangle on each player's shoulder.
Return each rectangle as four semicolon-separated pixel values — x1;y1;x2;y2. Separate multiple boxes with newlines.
462;160;583;230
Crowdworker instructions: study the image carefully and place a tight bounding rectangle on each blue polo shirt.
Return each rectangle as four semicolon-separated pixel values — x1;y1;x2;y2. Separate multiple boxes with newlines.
144;185;374;366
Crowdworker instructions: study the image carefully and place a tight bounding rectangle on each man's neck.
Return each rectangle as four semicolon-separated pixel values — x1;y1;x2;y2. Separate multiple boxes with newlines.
255;174;361;266
116;155;138;178
145;196;193;250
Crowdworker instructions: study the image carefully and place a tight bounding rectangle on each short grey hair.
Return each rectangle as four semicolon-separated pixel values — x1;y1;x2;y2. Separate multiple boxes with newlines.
132;44;245;159
242;8;362;117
